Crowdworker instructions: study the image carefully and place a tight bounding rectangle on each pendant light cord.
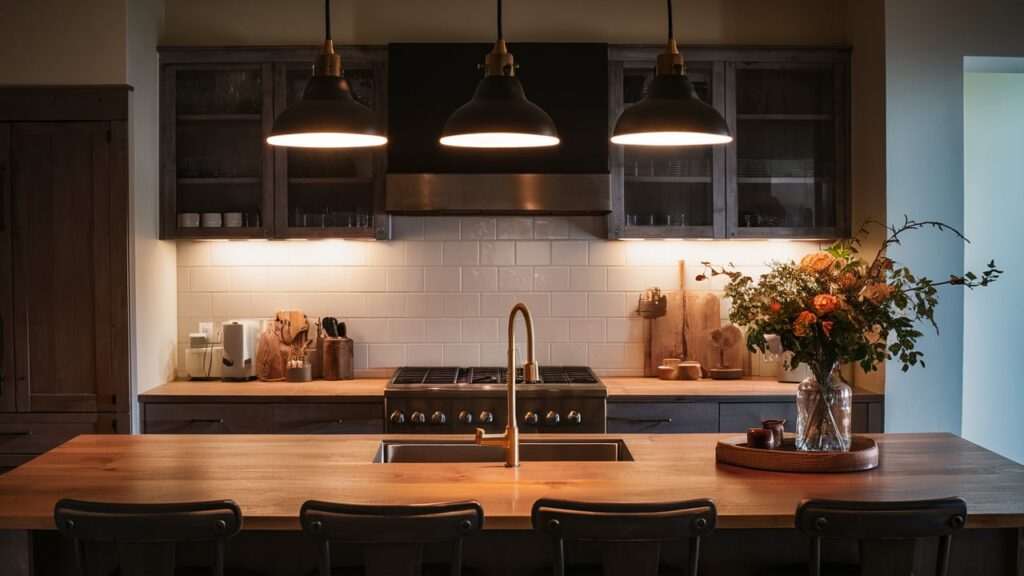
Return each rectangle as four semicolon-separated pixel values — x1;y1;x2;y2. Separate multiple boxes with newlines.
324;0;332;41
666;0;674;39
497;0;504;39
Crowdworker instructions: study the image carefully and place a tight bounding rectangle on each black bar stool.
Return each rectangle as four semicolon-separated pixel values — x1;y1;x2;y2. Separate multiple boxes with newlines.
54;498;264;576
299;500;484;576
531;498;717;576
759;497;968;576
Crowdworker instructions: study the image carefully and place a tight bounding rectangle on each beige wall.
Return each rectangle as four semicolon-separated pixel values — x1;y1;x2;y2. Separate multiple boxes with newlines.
0;0;127;84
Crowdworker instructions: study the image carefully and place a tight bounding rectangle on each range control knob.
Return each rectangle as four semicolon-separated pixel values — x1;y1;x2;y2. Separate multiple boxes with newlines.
389;410;406;425
566;410;583;425
431;411;447;425
478;411;494;424
544;411;561;426
410;411;426;425
458;411;473;425
523;411;539;426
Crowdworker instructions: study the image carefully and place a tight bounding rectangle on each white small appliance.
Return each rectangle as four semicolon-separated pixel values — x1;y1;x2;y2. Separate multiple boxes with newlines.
186;333;223;380
221;320;259;381
778;351;812;383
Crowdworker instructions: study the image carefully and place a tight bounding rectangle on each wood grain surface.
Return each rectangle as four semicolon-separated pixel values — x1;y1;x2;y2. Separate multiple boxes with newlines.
0;433;1021;532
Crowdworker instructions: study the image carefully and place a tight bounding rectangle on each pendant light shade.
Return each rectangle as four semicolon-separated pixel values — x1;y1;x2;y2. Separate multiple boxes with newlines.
267;0;386;148
440;1;559;149
611;0;732;146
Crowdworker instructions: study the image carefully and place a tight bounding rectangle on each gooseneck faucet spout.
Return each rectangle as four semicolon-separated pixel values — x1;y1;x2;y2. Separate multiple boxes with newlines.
474;302;538;467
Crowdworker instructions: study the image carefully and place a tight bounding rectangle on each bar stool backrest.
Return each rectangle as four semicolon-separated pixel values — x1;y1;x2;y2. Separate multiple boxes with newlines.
54;499;243;576
794;497;968;576
531;498;717;576
299;500;484;576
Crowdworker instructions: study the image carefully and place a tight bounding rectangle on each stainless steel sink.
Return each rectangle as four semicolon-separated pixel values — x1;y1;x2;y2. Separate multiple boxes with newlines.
374;439;633;463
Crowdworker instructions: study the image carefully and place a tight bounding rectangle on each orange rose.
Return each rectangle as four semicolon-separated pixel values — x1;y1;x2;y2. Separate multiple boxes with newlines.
769;302;782;314
837;273;859;289
822;320;834;338
800;251;836;273
812;294;839;315
793;311;817;337
860;283;896;305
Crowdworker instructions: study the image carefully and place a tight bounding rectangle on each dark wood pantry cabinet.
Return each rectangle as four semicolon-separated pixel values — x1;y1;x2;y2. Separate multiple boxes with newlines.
0;87;131;473
159;46;389;240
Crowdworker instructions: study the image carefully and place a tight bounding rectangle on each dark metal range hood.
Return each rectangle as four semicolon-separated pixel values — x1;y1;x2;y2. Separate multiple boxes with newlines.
386;43;611;215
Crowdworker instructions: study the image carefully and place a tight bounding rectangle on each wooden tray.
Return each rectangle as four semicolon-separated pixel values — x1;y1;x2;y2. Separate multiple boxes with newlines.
716;435;879;473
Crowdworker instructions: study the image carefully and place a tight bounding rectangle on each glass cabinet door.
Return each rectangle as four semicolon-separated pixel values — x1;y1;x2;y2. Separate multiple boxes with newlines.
274;62;387;239
612;60;723;238
728;62;848;238
165;64;273;238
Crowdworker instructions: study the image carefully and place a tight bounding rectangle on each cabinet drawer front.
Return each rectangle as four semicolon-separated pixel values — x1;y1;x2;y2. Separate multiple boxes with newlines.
0;420;99;454
607;402;718;433
145;403;274;434
719;402;798;433
274;403;383;434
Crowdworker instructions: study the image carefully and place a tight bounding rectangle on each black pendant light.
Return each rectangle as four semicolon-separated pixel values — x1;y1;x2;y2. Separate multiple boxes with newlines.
611;0;732;146
267;0;386;148
439;0;559;148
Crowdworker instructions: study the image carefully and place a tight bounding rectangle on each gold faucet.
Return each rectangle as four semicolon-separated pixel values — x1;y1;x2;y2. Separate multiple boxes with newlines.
475;303;538;467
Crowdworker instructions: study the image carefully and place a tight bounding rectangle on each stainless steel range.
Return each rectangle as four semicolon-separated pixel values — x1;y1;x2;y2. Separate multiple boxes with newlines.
385;366;607;434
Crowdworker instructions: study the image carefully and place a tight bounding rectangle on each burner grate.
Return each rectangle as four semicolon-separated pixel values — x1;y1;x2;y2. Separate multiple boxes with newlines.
391;367;460;385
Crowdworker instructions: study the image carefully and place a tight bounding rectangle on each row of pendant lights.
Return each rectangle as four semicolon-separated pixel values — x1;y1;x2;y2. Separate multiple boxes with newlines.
267;0;733;149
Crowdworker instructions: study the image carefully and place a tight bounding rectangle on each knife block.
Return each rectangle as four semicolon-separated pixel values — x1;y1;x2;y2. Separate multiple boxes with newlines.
323;337;354;381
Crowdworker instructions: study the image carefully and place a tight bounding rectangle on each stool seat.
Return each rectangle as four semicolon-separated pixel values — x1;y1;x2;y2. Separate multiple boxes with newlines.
309;566;485;576
758;563;861;576
532;564;687;576
115;569;266;576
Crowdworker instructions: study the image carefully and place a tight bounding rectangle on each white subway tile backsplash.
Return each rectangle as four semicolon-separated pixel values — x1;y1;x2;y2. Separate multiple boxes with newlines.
624;343;645;368
588;292;626;317
533;217;570;239
424;267;461;292
348;267;387;292
212;242;290;267
444;344;480;365
498;267;533;292
252;293;293;317
292;240;366;266
392;216;424;240
289;293;329;317
406;293;445;318
588;344;625;368
515;292;550;317
369;344;406;368
496;217;533;239
386;267;424;292
406;344;443;365
367;293;406;318
644;266;681;291
190;267;230;292
444;293;480;317
266;267;311;292
607;267;648;292
328;292;367;318
367;241;405;266
551;293;588;317
516;241;550;265
568;216;605;240
550;343;588;365
177;241;211;267
480;343;506;365
347;318;388;343
570;266;606;291
462;318;498;343
480;241;516;266
426;318;462;342
178;293;212;317
354;343;369;370
552;241;588;265
462;267;497;292
177;268;190;293
308;267;347;292
231;267;270;292
443;241;480;266
388;319;425;343
405;241;444;266
570;318;606;342
212;293;251;317
534;318;569;343
461;217;496;240
481;293;517;316
533;267;569;292
588;241;626;266
423;217;461;239
607;318;643;342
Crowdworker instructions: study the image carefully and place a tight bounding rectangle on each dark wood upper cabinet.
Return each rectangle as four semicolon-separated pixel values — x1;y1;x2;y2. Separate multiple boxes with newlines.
608;46;850;240
159;46;390;240
0;124;14;413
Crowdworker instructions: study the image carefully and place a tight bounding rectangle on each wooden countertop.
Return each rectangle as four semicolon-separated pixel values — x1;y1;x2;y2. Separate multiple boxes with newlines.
0;433;1018;531
140;377;882;402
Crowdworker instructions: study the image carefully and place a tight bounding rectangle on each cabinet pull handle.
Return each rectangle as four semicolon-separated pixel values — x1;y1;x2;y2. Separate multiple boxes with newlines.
190;418;225;424
607;417;673;424
0;431;31;436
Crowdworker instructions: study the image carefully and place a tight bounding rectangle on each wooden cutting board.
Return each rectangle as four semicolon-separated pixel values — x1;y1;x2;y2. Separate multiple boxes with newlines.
649;291;751;377
648;291;685;374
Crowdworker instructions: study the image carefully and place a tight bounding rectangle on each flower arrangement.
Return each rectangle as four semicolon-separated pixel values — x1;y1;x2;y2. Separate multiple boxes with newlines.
699;218;1001;451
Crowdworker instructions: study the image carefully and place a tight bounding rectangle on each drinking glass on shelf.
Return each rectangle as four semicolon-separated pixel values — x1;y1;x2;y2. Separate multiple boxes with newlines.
625;214;638;227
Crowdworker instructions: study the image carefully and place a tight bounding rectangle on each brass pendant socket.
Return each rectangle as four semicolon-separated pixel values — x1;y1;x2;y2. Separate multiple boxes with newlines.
484;38;515;77
313;39;343;77
656;38;685;76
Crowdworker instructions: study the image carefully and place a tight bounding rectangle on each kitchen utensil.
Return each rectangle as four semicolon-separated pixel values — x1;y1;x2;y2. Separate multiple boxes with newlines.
177;213;200;228
322;317;339;338
201;212;222;228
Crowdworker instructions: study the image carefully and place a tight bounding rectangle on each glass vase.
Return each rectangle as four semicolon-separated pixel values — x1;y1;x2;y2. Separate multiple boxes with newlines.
796;362;852;451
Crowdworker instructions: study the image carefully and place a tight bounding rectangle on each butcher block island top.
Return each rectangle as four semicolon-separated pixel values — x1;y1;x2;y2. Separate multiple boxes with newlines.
0;433;1020;531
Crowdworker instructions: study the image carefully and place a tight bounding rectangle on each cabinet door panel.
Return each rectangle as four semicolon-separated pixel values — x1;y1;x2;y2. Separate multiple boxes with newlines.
607;402;718;433
11;122;120;413
719;402;798;433
274;403;383;434
144;403;274;434
0;124;13;412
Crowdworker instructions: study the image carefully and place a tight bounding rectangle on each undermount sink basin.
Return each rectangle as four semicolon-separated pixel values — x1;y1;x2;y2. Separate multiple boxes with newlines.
374;439;634;463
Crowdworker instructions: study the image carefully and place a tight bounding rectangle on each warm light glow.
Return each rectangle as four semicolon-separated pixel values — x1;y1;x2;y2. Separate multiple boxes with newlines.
611;131;733;146
266;132;388;148
440;132;560;148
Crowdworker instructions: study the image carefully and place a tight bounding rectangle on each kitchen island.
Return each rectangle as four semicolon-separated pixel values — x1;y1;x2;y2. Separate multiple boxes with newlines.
1;433;1020;575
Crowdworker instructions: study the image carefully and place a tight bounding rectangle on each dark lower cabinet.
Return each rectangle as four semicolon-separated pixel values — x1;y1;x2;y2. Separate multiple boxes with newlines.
719;402;800;433
273;403;384;434
141;401;385;434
